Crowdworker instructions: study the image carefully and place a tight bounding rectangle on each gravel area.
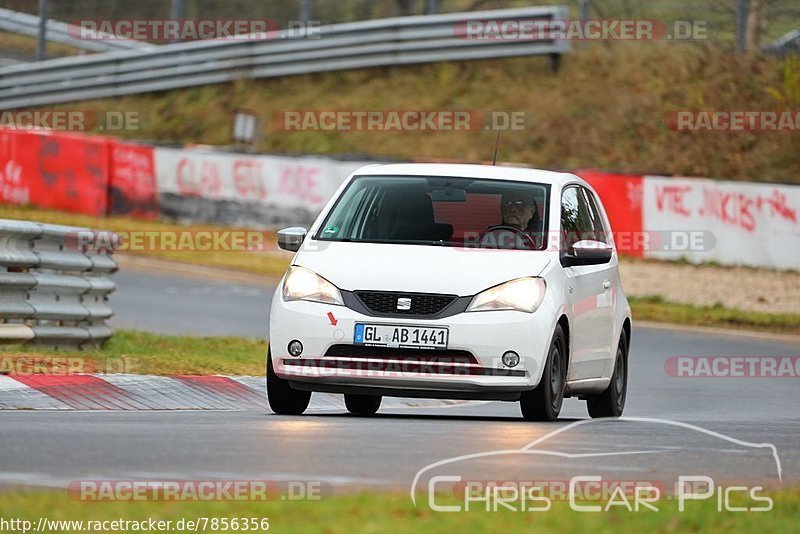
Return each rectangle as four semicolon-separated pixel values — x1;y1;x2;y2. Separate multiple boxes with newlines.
619;260;800;315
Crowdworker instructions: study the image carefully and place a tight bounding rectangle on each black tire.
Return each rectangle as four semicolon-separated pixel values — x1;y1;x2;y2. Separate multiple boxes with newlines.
520;324;567;421
266;352;311;415
344;394;382;416
587;330;628;419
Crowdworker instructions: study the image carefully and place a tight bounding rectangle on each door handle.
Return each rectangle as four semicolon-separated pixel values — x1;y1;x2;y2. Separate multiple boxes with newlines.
602;280;611;290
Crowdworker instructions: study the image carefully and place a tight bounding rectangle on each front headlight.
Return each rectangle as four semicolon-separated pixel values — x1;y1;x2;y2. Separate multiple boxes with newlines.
467;277;546;313
282;266;344;305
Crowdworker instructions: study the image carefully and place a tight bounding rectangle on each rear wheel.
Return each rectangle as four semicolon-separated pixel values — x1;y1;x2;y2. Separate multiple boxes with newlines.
344;394;382;416
266;352;311;415
520;324;567;421
587;330;628;418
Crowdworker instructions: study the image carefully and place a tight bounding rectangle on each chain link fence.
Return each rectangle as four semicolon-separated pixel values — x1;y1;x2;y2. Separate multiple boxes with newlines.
3;0;798;48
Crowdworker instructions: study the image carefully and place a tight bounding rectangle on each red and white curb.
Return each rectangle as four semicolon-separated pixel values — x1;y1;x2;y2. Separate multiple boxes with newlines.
0;374;470;411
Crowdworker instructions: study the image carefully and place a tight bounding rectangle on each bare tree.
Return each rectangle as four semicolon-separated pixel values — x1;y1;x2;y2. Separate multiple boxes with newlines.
745;0;766;51
746;0;787;52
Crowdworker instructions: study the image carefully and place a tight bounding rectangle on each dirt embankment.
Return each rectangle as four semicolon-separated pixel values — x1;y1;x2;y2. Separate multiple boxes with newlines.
620;260;800;314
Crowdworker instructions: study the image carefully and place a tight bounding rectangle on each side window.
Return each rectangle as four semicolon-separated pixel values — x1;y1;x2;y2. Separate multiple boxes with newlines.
561;187;580;251
561;186;592;252
561;186;596;251
582;187;608;244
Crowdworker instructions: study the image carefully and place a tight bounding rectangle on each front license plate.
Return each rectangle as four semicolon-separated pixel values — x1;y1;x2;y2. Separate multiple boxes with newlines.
354;323;448;349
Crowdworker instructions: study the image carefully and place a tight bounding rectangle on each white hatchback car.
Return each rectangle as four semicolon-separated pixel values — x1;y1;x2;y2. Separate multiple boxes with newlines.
268;163;631;421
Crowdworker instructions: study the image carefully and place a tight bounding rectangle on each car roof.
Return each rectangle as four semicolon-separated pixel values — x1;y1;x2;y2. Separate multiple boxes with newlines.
351;163;583;188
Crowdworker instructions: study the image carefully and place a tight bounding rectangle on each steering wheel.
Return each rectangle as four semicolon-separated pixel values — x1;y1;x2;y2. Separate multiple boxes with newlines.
482;225;537;249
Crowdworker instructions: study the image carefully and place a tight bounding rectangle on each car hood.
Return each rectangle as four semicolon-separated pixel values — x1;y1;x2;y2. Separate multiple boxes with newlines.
293;241;552;295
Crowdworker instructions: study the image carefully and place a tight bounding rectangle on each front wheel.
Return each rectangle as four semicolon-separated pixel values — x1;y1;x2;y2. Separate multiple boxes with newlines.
344;394;382;416
587;330;628;418
266;352;311;415
520;324;567;421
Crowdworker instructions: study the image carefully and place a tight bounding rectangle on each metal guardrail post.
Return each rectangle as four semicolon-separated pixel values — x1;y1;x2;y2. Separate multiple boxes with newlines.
0;7;155;55
736;0;749;54
37;0;48;61
171;0;186;43
300;0;313;22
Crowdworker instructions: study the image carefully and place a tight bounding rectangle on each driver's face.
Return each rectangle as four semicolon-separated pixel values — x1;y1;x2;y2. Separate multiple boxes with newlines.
502;197;534;230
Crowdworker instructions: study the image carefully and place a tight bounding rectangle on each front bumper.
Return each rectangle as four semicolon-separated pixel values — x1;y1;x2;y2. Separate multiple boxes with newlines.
269;293;557;397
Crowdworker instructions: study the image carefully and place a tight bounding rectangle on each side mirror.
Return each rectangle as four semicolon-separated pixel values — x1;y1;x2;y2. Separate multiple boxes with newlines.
277;227;307;252
561;240;613;267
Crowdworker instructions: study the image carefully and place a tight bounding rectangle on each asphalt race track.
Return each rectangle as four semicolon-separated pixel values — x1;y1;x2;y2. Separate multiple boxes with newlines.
1;264;798;494
109;267;273;338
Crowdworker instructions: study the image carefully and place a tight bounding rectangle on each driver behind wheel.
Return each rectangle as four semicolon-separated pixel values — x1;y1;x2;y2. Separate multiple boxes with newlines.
501;192;535;230
477;191;538;250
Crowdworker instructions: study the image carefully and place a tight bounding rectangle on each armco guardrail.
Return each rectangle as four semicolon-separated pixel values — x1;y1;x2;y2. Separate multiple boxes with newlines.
0;7;155;54
0;219;118;348
764;28;800;56
0;6;569;110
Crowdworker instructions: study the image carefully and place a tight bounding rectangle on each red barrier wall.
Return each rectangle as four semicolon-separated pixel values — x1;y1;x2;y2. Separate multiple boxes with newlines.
108;140;158;219
0;128;110;216
575;169;645;257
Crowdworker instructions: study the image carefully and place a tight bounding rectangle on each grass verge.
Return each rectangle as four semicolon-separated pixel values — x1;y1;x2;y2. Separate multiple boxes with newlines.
630;296;800;336
0;488;797;533
0;330;266;376
0;30;82;58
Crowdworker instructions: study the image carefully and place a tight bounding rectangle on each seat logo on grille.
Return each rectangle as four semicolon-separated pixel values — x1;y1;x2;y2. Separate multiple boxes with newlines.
397;297;412;311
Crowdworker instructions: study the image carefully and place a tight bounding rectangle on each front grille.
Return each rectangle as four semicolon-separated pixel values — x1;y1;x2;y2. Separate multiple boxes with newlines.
354;291;457;316
324;344;478;365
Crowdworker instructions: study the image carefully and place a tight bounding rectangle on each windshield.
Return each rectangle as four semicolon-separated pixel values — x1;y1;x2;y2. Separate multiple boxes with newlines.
315;175;550;250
